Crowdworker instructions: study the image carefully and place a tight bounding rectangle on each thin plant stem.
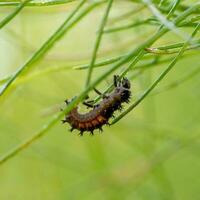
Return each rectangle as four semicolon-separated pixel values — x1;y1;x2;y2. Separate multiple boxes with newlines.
145;43;200;54
0;0;102;99
2;41;199;87
108;5;146;25
0;0;31;29
85;0;113;88
104;18;153;33
151;65;200;95
0;0;77;7
112;23;200;125
158;0;181;31
0;113;61;165
143;0;191;42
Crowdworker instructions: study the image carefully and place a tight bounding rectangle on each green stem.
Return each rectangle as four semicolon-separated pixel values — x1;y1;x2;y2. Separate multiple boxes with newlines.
150;66;200;96
0;0;31;29
0;113;61;165
0;0;103;99
85;0;113;87
112;23;200;125
0;0;76;7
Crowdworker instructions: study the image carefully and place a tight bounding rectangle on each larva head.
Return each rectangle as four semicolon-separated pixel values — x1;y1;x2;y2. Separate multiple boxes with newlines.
114;76;131;103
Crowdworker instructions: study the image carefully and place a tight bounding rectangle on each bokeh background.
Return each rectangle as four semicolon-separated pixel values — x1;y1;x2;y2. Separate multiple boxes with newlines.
0;0;200;199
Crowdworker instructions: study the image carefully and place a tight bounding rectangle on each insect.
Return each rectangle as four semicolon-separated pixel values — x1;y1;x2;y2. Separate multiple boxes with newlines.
62;75;131;136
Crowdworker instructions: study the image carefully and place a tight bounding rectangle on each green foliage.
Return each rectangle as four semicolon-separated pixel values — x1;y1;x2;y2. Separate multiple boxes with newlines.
0;0;200;199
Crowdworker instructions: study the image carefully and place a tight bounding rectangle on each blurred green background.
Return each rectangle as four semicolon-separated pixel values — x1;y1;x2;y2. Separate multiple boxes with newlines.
0;0;200;199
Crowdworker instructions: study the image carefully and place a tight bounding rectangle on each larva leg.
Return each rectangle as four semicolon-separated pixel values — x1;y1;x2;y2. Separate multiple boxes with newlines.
83;94;96;105
99;127;103;132
79;131;84;136
114;75;118;87
94;88;102;95
64;99;69;104
70;127;74;132
94;88;108;99
83;101;94;108
106;121;111;126
90;130;94;135
86;99;95;104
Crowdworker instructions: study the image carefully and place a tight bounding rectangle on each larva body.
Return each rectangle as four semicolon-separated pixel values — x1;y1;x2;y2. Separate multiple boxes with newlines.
62;76;131;135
